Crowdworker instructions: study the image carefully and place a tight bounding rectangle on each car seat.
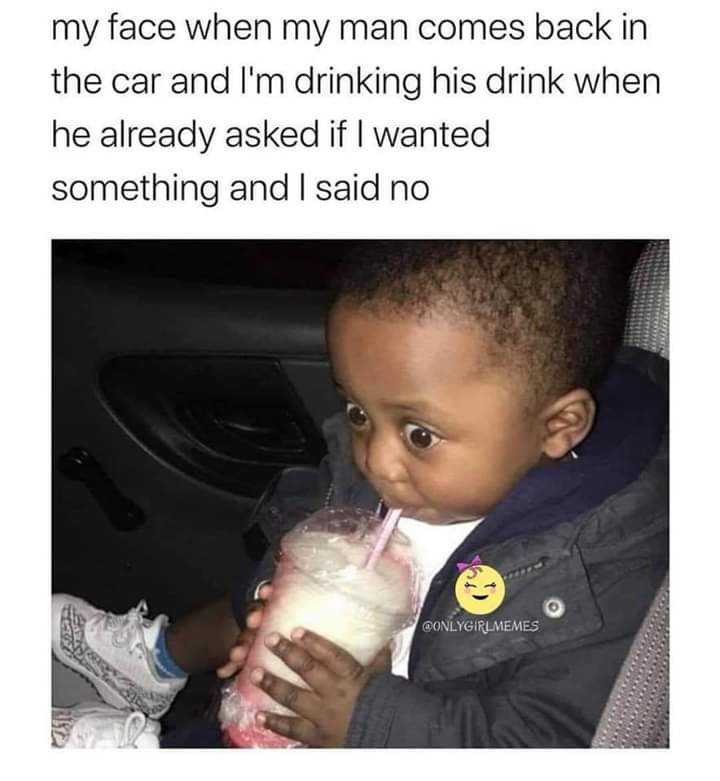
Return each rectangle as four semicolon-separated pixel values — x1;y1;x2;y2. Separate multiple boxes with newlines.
592;240;669;747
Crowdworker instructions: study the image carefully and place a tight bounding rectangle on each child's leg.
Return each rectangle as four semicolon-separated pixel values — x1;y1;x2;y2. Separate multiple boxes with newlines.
165;595;241;675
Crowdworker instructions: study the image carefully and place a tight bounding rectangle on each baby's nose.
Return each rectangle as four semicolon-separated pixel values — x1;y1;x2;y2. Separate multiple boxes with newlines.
363;430;407;485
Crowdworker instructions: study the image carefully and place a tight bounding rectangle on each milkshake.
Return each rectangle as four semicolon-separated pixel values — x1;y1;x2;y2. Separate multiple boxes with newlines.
220;507;419;748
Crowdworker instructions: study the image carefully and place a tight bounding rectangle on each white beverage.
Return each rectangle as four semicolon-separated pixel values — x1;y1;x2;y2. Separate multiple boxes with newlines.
221;508;418;748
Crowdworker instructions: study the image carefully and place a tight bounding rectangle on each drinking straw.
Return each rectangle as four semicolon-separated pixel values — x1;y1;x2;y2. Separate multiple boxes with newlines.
363;507;403;569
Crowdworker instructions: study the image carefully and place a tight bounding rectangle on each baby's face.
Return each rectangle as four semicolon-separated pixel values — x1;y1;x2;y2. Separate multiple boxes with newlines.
327;303;550;525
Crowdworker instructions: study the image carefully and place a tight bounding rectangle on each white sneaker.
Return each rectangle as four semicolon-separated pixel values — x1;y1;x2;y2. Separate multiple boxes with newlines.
52;594;186;719
52;702;161;748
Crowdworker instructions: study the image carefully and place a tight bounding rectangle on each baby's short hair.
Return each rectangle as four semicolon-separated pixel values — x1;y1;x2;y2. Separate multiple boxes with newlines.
331;240;639;406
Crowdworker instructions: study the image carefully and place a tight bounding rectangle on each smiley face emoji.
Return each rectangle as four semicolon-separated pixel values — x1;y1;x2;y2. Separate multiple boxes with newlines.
454;563;506;615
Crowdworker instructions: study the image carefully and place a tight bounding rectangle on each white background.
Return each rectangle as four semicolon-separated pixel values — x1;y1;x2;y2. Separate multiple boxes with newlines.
2;0;718;775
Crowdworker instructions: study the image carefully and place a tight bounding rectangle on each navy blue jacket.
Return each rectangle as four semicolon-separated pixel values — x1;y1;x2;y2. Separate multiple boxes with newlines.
241;346;668;747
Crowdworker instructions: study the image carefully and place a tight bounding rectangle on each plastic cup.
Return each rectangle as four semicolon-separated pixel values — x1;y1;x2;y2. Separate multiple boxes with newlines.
220;507;419;748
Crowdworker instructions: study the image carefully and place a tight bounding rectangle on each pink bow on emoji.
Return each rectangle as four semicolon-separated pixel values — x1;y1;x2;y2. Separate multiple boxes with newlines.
456;555;483;572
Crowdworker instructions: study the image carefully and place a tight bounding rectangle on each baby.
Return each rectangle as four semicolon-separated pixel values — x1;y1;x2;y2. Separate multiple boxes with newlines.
52;240;668;747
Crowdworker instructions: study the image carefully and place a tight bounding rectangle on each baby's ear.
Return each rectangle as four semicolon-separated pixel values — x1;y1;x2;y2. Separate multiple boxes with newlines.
540;388;596;460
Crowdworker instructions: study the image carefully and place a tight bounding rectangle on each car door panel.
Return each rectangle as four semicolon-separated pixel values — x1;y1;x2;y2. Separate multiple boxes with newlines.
53;253;341;617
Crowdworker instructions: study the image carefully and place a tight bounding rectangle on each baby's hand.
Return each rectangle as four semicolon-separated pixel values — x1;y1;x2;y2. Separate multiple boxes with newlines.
216;582;273;679
249;629;393;747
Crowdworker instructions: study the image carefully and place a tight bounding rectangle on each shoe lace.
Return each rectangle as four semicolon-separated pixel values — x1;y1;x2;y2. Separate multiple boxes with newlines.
74;710;148;748
89;600;151;655
119;712;149;748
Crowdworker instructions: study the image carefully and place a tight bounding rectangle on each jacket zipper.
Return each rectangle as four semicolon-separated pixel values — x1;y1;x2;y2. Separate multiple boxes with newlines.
323;480;334;508
502;556;550;582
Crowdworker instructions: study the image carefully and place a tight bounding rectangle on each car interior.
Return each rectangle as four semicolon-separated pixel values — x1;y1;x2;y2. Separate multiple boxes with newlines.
52;239;669;747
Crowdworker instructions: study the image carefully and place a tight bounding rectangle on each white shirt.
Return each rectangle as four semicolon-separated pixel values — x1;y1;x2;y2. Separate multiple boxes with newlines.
391;515;485;678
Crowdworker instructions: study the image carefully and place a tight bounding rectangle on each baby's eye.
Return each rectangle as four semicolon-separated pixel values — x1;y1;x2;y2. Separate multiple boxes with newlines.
345;402;369;429
403;423;440;451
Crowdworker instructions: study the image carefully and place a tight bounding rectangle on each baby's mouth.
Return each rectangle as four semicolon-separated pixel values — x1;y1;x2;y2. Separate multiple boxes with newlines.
378;496;453;525
379;492;413;509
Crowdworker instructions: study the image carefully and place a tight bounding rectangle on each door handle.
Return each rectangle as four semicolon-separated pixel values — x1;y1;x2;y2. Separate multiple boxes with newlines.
213;413;276;437
57;447;146;532
184;402;308;458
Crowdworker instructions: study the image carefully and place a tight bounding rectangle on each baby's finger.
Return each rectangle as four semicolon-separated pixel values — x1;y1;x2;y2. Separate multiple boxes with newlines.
289;628;364;680
215;639;252;678
216;660;239;679
228;643;249;663
245;609;264;629
257;583;273;600
264;633;333;697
